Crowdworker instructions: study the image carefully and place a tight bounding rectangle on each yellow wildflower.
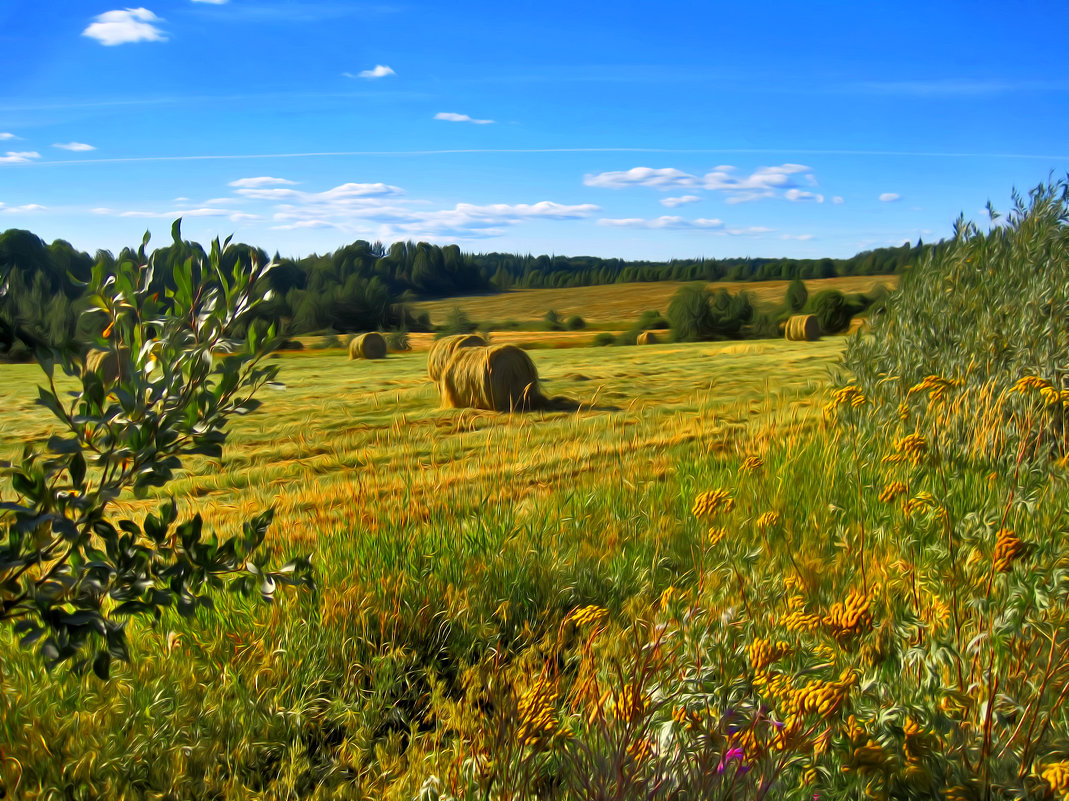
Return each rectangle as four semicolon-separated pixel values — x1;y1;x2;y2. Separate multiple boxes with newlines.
993;528;1027;572
692;488;735;518
824;385;867;416
567;605;609;628
756;510;781;529
708;526;727;546
740;454;765;472
825;591;873;641
884;433;928;466
659;586;676;612
1012;375;1051;393
878;481;908;504
908;375;961;404
903;492;935;515
1042;762;1069;798
516;676;559;746
747;637;792;671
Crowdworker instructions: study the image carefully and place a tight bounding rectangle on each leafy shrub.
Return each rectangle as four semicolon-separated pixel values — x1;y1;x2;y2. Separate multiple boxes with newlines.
845;177;1069;461
666;284;715;342
0;224;311;676
565;314;586;330
635;309;669;330
438;306;479;336
785;276;808;312
542;309;564;331
385;329;410;351
592;332;616;347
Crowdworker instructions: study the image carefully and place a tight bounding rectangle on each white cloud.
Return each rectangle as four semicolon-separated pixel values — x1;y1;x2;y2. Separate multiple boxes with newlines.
584;163;813;203
53;142;96;152
879;193;901;202
832;196;844;204
0;133;16;141
119;207;233;219
726;226;774;236
784;189;824;203
2;204;46;214
583;167;699;189
0;151;41;165
780;233;815;241
234;181;403;203
434;112;494;125
597;216;723;230
660;195;701;208
228;176;298;188
355;65;396;79
703;164;810;192
82;8;167;46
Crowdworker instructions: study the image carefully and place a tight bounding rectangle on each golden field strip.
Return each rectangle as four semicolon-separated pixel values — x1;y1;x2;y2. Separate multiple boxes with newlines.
409;275;897;325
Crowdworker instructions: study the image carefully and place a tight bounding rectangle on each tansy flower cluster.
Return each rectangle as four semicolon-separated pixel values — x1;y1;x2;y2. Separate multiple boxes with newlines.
884;434;928;466
747;637;792;672
824;591;873;641
908;374;962;404
566;605;609;628
756;511;781;529
740;455;765;472
824;385;867;416
993;528;1027;572
877;481;908;504
1042;762;1069;799
692;489;735;518
781;594;822;633
516;676;560;746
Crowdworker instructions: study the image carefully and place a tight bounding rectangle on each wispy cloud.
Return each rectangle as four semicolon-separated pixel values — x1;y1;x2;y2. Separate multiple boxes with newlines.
584;167;698;189
784;189;823;203
598;216;723;230
0;133;16;141
434;112;494;125
832;196;844;204
660;195;701;208
234;181;403;202
0;151;41;165
53;142;96;152
351;65;395;79
780;233;814;240
879;192;901;202
584;163;814;204
228;176;298;188
0;203;46;214
82;8;167;46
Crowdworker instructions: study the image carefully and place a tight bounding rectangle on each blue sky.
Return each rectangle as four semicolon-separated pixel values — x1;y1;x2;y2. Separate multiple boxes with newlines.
1;1;1067;260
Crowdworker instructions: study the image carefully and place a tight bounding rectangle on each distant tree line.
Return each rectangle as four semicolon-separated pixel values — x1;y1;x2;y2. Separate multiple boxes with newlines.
0;224;936;359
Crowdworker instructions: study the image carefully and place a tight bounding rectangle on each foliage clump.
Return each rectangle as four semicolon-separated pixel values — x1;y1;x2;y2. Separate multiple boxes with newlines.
845;177;1069;460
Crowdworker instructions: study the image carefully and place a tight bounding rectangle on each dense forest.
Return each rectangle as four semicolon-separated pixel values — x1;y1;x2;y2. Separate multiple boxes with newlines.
0;223;933;358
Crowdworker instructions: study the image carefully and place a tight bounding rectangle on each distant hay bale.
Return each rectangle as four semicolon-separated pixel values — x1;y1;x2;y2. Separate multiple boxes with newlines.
636;330;660;346
349;332;387;360
785;314;821;342
85;345;130;384
438;344;545;411
427;334;487;381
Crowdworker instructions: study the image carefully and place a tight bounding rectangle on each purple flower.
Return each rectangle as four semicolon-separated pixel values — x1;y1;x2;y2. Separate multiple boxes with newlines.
717;746;746;774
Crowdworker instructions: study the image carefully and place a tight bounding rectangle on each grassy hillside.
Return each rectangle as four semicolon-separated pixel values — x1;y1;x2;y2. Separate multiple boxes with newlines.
409;275;897;326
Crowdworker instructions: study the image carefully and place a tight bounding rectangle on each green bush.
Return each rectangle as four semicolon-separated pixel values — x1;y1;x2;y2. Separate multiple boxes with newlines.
0;223;311;676
438;306;479;336
845;177;1069;461
565;314;586;330
592;332;616;347
543;309;564;331
666;284;715;342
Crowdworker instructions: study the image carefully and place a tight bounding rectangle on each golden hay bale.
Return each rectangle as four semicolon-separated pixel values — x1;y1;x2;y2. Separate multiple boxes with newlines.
636;330;660;345
438;344;544;411
349;332;387;360
427;334;487;381
785;314;821;342
85;345;130;384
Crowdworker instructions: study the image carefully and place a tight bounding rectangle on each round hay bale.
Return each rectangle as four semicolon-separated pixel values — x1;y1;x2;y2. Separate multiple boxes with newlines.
438;344;544;411
349;332;387;360
784;314;821;342
85;345;130;384
427;333;487;381
636;330;660;346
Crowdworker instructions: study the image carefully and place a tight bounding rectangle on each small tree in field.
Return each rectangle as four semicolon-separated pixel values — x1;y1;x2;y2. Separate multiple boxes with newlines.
0;221;312;678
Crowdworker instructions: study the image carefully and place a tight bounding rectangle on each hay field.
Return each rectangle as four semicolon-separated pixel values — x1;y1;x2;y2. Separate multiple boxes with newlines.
410;275;897;326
